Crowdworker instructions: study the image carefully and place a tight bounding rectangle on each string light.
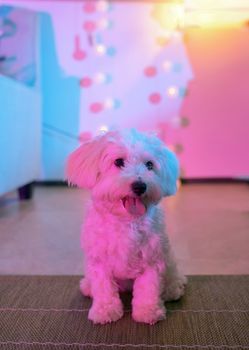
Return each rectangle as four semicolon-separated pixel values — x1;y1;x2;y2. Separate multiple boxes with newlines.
167;86;179;98
95;33;103;44
106;46;117;57
98;18;113;30
96;0;112;12
149;93;162;104
173;62;182;73
83;20;96;33
94;73;106;84
98;125;109;133
144;66;157;78
104;98;121;110
90;102;104;113
162;60;172;72
105;98;115;109
83;2;96;14
80;77;92;88
95;44;107;55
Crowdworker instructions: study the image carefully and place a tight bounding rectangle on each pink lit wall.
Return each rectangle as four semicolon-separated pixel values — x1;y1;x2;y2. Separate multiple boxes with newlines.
176;27;249;179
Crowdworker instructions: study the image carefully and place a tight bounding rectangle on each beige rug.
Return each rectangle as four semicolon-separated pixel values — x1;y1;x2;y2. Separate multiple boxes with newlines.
0;275;248;350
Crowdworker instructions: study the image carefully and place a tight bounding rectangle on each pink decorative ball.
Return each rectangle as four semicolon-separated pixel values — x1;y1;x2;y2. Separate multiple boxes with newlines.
90;102;103;113
80;77;92;88
83;2;96;14
149;93;162;104
83;21;96;33
144;66;157;78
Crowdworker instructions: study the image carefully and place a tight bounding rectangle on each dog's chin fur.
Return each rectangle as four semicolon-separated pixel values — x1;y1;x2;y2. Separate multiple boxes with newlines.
67;129;187;325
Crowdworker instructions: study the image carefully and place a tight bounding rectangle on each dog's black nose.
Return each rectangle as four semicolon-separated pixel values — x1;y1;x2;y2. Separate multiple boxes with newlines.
131;181;147;196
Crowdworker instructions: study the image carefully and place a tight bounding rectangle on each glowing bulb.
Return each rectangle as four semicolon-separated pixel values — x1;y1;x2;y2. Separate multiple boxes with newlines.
162;60;172;72
95;73;106;84
99;125;109;133
104;98;121;109
98;18;112;30
95;44;106;55
97;0;111;12
167;86;179;98
105;98;114;109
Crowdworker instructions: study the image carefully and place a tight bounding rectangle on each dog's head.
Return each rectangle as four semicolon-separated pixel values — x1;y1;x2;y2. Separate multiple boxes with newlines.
66;129;179;216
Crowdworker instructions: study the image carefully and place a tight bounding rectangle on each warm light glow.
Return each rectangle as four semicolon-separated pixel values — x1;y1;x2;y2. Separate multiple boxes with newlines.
185;0;249;27
152;1;249;29
152;2;185;31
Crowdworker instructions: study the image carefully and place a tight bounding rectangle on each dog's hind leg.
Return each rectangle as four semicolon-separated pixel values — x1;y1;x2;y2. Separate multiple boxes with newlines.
163;246;187;302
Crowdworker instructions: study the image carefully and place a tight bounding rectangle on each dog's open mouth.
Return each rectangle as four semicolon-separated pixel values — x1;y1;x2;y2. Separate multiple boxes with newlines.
121;196;146;216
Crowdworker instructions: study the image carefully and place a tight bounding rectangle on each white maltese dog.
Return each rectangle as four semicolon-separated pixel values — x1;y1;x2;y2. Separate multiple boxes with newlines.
66;129;186;325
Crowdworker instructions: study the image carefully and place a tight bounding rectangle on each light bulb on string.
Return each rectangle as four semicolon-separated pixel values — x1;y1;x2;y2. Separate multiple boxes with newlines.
104;98;121;110
97;0;112;12
162;60;173;72
167;86;179;98
98;18;113;30
95;44;107;55
98;125;109;133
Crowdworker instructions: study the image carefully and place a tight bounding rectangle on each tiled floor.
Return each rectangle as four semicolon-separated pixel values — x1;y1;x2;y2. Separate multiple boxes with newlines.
0;183;248;275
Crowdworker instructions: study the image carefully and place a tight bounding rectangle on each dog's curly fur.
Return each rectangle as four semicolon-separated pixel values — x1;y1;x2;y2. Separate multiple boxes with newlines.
66;129;186;324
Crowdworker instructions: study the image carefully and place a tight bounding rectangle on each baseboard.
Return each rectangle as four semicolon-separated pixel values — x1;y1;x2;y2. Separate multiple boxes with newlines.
35;178;249;186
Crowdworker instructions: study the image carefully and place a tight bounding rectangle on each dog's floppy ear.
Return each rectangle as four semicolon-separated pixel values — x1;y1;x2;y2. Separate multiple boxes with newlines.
66;137;103;189
66;131;120;189
160;147;179;196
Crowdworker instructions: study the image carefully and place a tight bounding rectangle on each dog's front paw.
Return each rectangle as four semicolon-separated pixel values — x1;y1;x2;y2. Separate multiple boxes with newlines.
132;303;166;325
88;299;124;324
164;275;187;302
80;277;92;297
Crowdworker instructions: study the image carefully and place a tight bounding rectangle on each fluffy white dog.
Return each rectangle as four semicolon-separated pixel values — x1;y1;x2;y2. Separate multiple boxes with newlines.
66;129;186;325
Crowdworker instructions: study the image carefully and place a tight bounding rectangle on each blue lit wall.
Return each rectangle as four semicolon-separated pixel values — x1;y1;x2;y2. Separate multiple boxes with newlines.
39;13;80;180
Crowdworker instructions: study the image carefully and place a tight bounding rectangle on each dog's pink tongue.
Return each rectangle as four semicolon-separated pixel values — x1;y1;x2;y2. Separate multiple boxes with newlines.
124;197;146;216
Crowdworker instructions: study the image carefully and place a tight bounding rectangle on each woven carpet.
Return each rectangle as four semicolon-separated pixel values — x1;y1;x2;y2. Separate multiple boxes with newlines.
0;275;248;350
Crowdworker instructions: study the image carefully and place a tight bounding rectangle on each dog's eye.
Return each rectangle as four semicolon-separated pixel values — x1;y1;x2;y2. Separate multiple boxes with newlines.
114;158;125;168
145;161;154;170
